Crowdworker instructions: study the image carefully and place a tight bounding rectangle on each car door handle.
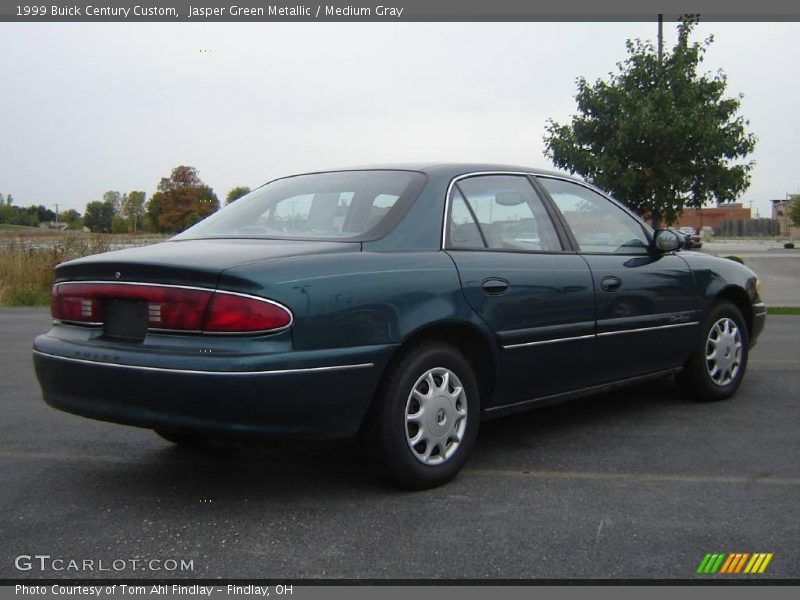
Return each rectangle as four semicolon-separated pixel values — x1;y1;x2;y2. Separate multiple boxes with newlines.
481;278;509;295
600;276;622;292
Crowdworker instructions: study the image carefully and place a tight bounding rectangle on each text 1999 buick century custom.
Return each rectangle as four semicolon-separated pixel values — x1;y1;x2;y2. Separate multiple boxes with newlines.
33;164;766;488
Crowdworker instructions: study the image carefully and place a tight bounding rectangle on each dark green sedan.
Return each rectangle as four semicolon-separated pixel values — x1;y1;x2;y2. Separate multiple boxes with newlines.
33;164;766;489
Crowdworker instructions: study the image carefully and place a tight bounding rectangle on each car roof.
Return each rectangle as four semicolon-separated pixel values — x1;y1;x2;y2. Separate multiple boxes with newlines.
288;162;586;182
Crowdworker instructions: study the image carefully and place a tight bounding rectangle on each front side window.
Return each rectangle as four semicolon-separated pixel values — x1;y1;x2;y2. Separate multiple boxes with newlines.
539;178;650;254
447;175;561;252
175;170;425;241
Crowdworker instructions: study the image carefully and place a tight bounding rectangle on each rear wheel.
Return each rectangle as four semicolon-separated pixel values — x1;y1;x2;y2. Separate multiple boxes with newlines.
363;343;480;489
677;301;749;402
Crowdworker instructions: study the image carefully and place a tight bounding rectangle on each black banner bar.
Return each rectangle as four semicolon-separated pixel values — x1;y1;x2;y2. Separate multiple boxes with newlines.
2;0;800;22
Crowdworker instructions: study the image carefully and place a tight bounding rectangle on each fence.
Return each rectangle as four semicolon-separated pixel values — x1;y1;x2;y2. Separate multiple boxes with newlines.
717;218;780;237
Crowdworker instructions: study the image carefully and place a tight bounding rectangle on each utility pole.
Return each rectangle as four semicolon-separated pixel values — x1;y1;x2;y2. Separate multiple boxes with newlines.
658;14;664;63
54;203;59;225
652;14;664;229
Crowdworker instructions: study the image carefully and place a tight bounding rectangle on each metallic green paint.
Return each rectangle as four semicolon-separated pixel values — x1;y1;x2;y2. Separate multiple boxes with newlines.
32;164;765;439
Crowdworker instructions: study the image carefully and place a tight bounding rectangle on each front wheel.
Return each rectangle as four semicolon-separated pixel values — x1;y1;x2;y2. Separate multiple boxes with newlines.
363;343;481;489
676;301;749;402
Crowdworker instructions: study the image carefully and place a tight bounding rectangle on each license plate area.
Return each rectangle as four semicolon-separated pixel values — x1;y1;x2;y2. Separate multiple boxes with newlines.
103;298;148;342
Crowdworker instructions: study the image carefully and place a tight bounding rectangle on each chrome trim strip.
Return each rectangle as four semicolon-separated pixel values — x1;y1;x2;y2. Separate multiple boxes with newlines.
55;280;213;293
503;334;594;350
32;350;374;376
503;321;699;349
54;319;104;327
596;321;699;337
52;281;295;334
440;170;640;250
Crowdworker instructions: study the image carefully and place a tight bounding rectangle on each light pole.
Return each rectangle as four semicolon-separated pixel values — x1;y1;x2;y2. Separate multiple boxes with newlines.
658;14;663;63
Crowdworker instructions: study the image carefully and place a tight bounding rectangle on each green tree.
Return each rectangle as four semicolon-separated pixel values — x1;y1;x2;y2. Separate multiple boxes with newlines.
111;216;129;234
102;191;122;216
60;209;81;224
226;186;251;205
543;19;757;226
121;191;146;231
146;166;219;233
789;195;800;227
35;205;56;222
0;204;37;226
83;200;115;233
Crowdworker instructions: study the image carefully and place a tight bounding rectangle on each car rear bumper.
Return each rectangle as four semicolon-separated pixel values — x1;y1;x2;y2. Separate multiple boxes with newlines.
33;330;396;440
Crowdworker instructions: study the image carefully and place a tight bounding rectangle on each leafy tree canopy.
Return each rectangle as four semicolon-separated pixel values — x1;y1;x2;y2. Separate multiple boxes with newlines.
147;166;219;233
543;19;757;226
789;195;800;227
0;202;55;227
121;191;147;231
226;186;251;205
102;191;122;215
157;165;203;192
60;209;81;224
83;200;115;233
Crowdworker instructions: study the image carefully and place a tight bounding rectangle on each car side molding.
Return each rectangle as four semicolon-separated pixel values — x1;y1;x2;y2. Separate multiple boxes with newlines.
484;366;683;418
32;350;375;376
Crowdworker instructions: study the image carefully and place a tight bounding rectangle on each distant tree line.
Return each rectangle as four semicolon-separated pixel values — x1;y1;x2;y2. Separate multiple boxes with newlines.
2;166;250;234
84;190;148;233
0;192;68;227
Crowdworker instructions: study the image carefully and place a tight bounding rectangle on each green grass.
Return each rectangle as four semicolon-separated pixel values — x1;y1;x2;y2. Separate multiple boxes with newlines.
0;223;43;232
767;306;800;316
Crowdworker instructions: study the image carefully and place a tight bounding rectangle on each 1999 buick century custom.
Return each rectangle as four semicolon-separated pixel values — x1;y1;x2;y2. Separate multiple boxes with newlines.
33;164;766;488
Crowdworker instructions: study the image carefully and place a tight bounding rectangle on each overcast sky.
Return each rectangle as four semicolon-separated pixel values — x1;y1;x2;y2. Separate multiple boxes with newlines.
1;21;798;217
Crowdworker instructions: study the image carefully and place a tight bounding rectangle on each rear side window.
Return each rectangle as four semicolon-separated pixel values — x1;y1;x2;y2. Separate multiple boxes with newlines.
447;175;562;252
176;170;425;242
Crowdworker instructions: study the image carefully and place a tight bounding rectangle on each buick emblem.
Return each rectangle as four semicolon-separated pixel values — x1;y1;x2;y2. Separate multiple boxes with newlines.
114;271;122;279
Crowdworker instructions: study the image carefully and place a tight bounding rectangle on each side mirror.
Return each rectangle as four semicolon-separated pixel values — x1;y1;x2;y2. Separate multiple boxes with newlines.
653;229;683;253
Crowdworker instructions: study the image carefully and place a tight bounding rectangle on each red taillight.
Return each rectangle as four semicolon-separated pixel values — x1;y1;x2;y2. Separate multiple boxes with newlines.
51;283;291;334
205;292;292;333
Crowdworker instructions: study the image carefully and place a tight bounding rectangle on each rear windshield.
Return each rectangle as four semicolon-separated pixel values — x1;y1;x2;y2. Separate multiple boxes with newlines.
175;170;426;241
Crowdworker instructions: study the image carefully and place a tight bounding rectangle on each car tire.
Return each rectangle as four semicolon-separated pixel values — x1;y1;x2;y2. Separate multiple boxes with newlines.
154;429;208;447
363;342;480;490
676;301;749;402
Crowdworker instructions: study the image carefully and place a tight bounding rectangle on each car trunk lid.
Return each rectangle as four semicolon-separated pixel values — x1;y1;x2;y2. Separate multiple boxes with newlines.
54;238;360;286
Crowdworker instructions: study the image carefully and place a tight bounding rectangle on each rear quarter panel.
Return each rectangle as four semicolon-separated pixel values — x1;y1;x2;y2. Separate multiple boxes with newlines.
218;251;481;351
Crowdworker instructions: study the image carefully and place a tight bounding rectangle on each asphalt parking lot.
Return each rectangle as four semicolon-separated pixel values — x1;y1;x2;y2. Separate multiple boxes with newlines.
1;309;798;580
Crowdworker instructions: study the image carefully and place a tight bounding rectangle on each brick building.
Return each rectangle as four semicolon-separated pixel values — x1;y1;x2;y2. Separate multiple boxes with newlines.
673;204;751;232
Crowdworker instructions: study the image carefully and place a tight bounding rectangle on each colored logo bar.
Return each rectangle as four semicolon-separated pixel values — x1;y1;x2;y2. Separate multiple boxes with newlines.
696;553;773;574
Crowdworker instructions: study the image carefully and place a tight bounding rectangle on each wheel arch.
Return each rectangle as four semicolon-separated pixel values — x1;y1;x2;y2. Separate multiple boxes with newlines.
374;320;501;413
713;285;754;339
